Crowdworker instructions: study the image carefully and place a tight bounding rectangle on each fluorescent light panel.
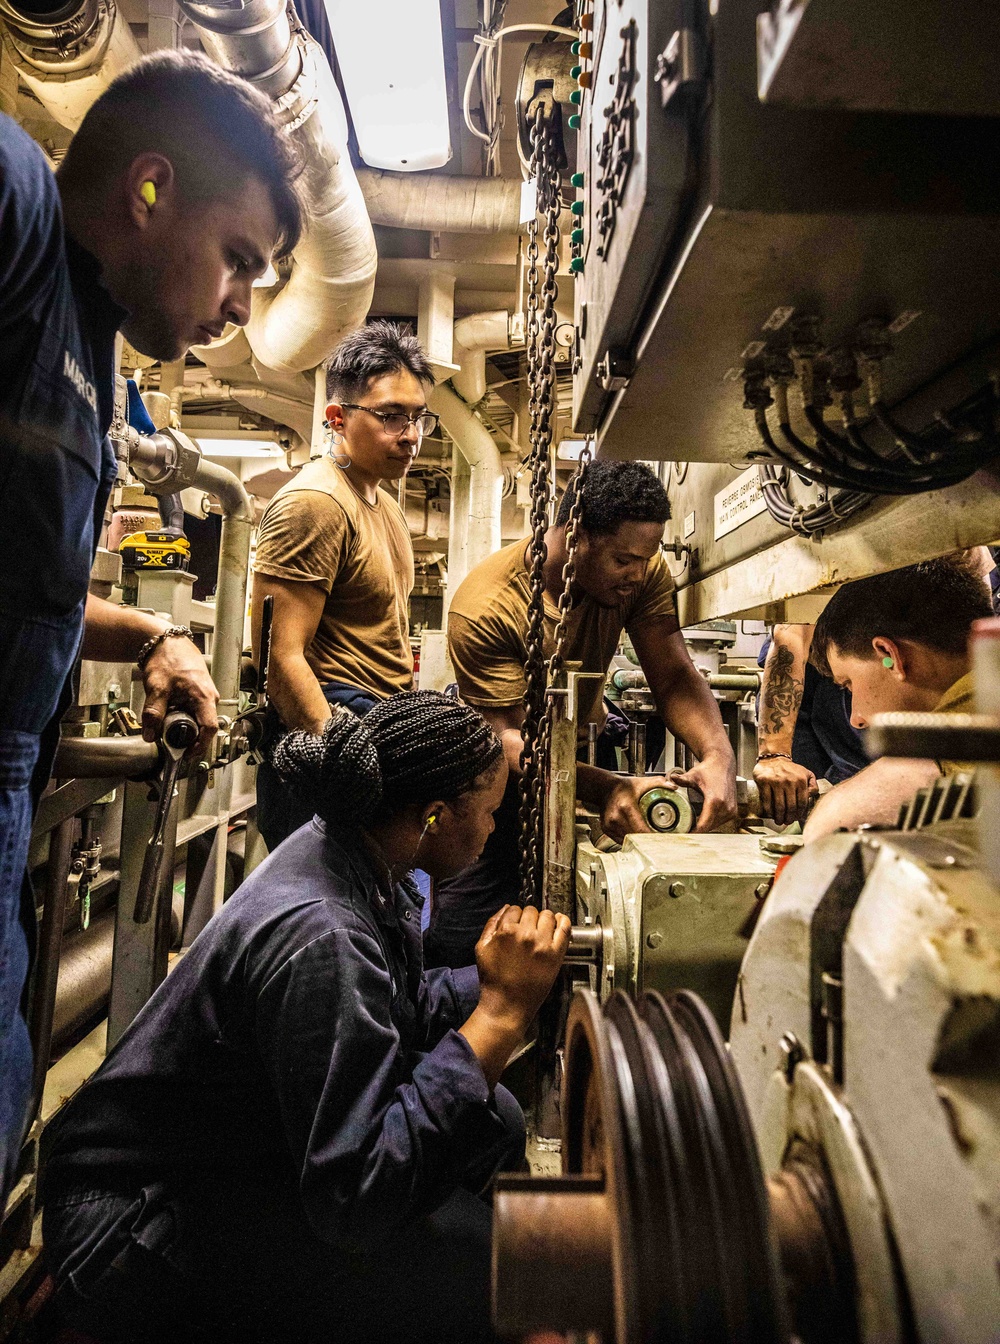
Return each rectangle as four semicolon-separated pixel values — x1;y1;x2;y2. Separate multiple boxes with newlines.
196;434;282;459
323;0;451;171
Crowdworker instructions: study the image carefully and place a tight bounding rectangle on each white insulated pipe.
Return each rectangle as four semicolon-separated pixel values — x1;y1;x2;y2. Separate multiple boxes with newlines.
430;384;503;576
357;169;522;234
452;309;512;405
179;0;376;375
0;0;141;131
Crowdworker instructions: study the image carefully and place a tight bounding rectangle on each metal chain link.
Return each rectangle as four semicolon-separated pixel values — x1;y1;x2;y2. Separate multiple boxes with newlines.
518;105;592;909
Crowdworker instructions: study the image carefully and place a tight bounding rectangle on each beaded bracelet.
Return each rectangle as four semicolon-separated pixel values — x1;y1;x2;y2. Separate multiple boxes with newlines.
136;625;195;672
756;751;793;763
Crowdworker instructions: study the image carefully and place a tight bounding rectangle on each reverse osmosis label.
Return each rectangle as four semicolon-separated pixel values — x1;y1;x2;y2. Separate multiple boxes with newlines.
714;466;767;540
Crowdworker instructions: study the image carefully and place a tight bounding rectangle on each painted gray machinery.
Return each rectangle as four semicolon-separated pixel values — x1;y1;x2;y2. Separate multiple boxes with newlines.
496;789;1000;1343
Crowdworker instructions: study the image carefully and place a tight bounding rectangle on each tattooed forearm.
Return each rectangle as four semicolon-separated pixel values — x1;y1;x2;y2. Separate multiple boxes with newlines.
760;644;804;740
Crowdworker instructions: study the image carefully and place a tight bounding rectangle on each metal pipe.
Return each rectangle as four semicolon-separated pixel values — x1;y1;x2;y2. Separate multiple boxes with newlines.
191;457;253;717
429;384;503;575
52;735;159;780
51;906;115;1048
27;819;75;1125
707;672;762;691
357;169;522;234
0;0;142;130
128;430;252;718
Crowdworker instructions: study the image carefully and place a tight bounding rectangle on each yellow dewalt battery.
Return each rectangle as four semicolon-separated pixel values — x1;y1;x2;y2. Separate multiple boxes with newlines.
119;530;191;571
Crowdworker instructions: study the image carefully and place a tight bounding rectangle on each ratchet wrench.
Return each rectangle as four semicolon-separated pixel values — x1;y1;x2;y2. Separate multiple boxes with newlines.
133;709;199;923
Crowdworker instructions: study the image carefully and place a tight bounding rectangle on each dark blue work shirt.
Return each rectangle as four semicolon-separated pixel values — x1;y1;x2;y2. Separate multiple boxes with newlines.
758;633;867;784
44;822;504;1250
0;112;122;741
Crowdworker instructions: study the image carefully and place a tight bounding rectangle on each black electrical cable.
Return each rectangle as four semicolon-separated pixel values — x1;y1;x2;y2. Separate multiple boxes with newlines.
756;405;972;496
802;402;974;486
772;410;972;493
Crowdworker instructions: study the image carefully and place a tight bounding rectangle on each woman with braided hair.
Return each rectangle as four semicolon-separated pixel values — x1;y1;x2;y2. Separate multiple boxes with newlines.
42;691;570;1344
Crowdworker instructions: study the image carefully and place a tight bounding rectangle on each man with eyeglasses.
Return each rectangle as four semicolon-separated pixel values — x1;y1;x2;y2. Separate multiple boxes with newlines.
251;320;436;849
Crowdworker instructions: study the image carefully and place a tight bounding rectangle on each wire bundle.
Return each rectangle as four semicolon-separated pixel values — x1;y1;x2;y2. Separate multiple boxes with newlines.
748;360;1000;535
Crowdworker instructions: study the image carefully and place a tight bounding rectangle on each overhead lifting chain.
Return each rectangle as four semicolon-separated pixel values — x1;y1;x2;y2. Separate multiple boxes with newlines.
518;103;593;910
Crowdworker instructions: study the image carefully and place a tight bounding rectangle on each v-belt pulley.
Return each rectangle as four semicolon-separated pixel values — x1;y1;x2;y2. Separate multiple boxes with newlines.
493;988;861;1344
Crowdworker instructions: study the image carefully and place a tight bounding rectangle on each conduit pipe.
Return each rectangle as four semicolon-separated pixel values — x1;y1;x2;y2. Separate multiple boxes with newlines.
452;310;518;405
430;384;503;574
127;428;253;719
53;735;159;779
179;0;377;375
0;0;142;130
357;169;522;234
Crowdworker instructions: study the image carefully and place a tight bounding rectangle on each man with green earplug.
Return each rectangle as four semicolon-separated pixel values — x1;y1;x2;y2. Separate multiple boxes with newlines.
801;557;993;841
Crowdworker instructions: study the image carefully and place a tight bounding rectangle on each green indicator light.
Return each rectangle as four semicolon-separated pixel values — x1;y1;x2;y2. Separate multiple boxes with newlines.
571;228;584;244
571;39;580;55
570;257;585;274
568;113;581;130
571;172;585;188
571;64;582;79
570;89;583;105
570;199;584;215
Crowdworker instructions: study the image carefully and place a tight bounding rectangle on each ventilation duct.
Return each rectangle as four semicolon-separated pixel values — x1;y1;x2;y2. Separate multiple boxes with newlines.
179;0;377;376
357;169;522;234
0;0;141;130
430;383;503;581
452;310;519;405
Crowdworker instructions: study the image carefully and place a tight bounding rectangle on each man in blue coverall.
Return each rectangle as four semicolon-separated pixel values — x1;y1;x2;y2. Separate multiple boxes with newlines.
0;49;303;1202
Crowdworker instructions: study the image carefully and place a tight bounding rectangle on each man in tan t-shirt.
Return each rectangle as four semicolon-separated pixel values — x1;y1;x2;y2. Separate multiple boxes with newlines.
251;320;435;848
425;459;737;968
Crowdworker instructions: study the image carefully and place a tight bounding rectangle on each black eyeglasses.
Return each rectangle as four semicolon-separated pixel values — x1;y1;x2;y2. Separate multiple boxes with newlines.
340;404;440;437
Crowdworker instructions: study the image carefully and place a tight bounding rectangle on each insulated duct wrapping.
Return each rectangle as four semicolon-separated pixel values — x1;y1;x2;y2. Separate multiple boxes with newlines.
180;0;377;376
452;310;512;404
357;169;522;234
430;383;502;569
0;0;141;130
244;40;376;373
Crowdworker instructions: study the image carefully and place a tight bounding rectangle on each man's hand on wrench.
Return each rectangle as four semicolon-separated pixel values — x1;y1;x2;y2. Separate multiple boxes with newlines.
141;635;219;757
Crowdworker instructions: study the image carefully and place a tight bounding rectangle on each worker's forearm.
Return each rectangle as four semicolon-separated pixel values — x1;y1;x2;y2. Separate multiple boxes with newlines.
661;663;733;764
802;758;941;842
459;1004;526;1092
82;594;168;661
758;630;808;754
268;654;333;735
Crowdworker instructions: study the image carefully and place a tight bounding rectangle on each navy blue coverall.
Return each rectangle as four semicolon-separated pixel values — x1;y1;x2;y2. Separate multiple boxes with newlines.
42;821;525;1344
0;114;121;1201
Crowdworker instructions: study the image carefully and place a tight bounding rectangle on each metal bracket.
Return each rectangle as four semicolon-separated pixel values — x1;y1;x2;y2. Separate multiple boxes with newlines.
655;27;704;109
596;347;634;392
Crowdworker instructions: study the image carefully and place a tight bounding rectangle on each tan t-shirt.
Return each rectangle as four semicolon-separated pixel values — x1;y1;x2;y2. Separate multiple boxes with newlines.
253;456;414;699
934;671;975;776
448;539;678;725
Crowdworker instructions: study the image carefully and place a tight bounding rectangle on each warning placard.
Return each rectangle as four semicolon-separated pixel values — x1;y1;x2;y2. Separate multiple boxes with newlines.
713;466;767;540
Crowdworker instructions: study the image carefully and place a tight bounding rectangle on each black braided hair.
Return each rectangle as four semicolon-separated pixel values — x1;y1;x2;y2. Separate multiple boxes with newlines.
271;690;503;830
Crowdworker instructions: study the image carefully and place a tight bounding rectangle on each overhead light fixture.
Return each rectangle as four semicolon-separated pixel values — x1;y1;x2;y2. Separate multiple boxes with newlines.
194;431;283;459
322;0;451;171
557;439;589;461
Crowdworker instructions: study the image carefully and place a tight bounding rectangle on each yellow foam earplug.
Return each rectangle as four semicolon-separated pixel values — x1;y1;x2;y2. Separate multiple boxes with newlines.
140;181;157;207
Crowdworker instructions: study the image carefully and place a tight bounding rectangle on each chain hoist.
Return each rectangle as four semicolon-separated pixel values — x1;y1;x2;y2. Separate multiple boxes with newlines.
518;104;593;909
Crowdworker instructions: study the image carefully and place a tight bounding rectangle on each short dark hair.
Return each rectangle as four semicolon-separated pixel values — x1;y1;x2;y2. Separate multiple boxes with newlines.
58;50;303;257
556;459;670;536
810;558;993;677
326;320;434;403
272;691;503;829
